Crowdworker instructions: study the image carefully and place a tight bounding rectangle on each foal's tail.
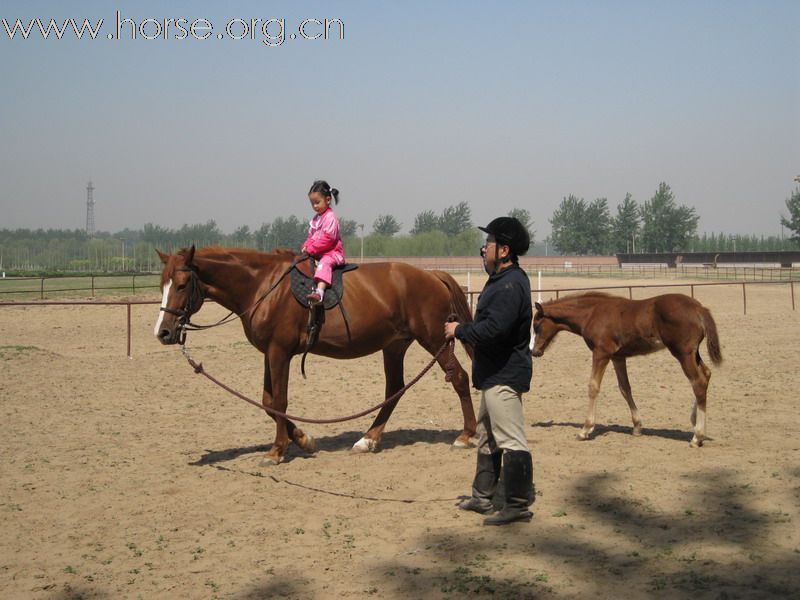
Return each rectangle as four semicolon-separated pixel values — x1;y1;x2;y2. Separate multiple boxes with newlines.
700;306;723;365
432;270;474;359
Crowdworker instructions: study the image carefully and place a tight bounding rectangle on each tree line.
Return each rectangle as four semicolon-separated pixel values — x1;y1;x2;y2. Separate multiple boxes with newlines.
1;184;797;273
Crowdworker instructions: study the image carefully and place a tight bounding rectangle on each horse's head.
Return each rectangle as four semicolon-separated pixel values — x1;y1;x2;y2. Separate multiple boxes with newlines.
531;301;561;357
153;246;206;345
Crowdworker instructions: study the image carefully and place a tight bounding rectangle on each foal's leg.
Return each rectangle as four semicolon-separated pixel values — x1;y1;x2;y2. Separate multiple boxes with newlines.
580;354;610;440
353;339;412;453
678;350;711;448
611;357;643;436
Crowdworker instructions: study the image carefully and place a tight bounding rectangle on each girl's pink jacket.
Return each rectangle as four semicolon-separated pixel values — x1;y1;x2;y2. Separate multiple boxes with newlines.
303;207;345;262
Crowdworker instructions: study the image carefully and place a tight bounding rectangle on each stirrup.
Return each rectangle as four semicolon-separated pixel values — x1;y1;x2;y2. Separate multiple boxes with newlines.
306;291;322;305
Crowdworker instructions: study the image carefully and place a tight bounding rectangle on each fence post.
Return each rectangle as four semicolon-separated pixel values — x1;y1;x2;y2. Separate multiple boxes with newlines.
742;282;747;315
628;286;632;299
91;275;95;297
127;303;132;358
132;274;136;294
40;277;45;300
792;281;796;311
690;284;695;298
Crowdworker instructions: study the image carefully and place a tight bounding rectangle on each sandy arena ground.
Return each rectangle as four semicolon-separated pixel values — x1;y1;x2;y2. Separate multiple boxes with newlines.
1;275;799;599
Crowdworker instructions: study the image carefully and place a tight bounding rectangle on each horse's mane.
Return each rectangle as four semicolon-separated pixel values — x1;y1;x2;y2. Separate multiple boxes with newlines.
545;291;615;305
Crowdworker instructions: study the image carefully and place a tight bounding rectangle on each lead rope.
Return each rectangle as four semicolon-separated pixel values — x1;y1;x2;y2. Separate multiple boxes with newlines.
181;338;456;424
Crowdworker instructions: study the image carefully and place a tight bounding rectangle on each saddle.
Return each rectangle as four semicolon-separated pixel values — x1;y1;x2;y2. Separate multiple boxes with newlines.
290;257;358;378
290;258;358;310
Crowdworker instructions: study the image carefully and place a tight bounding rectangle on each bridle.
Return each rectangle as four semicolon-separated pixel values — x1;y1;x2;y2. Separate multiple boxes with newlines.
160;256;307;345
159;267;205;345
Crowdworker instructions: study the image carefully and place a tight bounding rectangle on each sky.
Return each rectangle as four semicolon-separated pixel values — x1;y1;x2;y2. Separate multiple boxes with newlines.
1;0;798;239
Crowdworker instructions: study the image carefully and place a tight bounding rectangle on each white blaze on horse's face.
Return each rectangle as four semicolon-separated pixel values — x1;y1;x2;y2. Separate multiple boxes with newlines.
153;279;173;338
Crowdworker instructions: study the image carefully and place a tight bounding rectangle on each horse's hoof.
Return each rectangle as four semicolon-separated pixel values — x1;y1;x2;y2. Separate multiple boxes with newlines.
301;434;317;454
352;437;378;453
632;426;643;437
452;438;475;449
689;438;703;448
577;432;591;441
260;454;283;466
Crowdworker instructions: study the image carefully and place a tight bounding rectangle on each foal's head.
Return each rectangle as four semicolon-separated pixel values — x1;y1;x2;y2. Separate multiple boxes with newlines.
530;301;562;357
153;246;206;345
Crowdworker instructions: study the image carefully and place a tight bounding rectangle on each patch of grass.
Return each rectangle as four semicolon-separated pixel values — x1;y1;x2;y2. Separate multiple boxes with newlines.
0;345;41;358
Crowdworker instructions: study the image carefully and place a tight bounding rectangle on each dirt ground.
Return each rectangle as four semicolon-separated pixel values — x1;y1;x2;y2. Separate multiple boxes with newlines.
1;276;799;599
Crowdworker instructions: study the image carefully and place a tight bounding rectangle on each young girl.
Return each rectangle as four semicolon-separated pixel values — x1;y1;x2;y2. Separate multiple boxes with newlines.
301;180;346;304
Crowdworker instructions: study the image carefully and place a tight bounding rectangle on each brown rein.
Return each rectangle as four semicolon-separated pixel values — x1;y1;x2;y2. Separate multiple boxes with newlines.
181;340;457;424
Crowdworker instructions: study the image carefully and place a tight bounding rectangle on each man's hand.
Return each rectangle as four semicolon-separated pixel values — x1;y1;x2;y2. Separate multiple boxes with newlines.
444;321;459;340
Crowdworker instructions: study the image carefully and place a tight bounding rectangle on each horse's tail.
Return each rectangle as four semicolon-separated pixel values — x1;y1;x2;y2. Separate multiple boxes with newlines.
432;270;474;359
700;306;723;365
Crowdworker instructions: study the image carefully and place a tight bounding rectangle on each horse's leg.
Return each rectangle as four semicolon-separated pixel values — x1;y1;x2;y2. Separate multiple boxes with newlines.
261;352;315;466
352;339;413;453
440;350;477;448
580;354;610;440
415;337;476;448
611;357;643;436
677;350;711;448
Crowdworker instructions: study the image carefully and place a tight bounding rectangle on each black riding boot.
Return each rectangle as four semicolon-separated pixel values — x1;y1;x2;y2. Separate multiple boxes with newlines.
483;450;534;525
458;451;502;514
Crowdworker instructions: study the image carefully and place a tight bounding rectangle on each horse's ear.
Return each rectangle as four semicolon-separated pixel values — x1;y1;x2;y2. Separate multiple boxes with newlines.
534;302;544;316
186;245;196;265
156;249;170;265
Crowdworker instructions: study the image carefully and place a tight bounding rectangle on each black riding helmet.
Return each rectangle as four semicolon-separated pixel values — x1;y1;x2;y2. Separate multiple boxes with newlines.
479;217;530;257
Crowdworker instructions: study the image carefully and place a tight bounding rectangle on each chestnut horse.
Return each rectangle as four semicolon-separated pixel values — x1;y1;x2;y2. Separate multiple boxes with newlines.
531;292;722;447
154;246;477;464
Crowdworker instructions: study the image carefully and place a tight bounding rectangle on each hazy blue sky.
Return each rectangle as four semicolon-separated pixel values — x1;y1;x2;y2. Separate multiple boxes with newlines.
1;0;798;238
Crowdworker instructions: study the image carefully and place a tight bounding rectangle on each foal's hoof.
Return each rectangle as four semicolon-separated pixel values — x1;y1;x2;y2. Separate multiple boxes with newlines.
351;437;378;453
632;426;643;437
689;438;704;448
577;431;592;441
260;454;284;466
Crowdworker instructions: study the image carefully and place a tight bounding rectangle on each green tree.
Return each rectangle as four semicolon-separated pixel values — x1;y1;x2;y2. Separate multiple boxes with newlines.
612;193;640;253
411;210;440;235
585;198;612;254
253;223;272;250
373;214;401;237
231;225;252;247
141;222;172;245
549;195;611;254
177;220;223;247
638;183;699;252
507;208;535;244
780;187;800;246
270;216;307;249
340;219;358;238
439;202;472;236
550;195;588;254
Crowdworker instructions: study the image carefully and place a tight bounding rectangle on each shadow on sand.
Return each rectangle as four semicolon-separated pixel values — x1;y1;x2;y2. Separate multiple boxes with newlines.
361;468;799;599
189;427;464;466
532;420;702;444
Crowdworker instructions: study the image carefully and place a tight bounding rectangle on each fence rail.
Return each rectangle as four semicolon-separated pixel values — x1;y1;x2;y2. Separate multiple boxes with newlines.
1;280;795;358
1;264;799;299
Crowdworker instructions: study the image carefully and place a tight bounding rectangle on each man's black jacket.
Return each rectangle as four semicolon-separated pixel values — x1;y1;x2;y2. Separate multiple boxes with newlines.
454;263;532;393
